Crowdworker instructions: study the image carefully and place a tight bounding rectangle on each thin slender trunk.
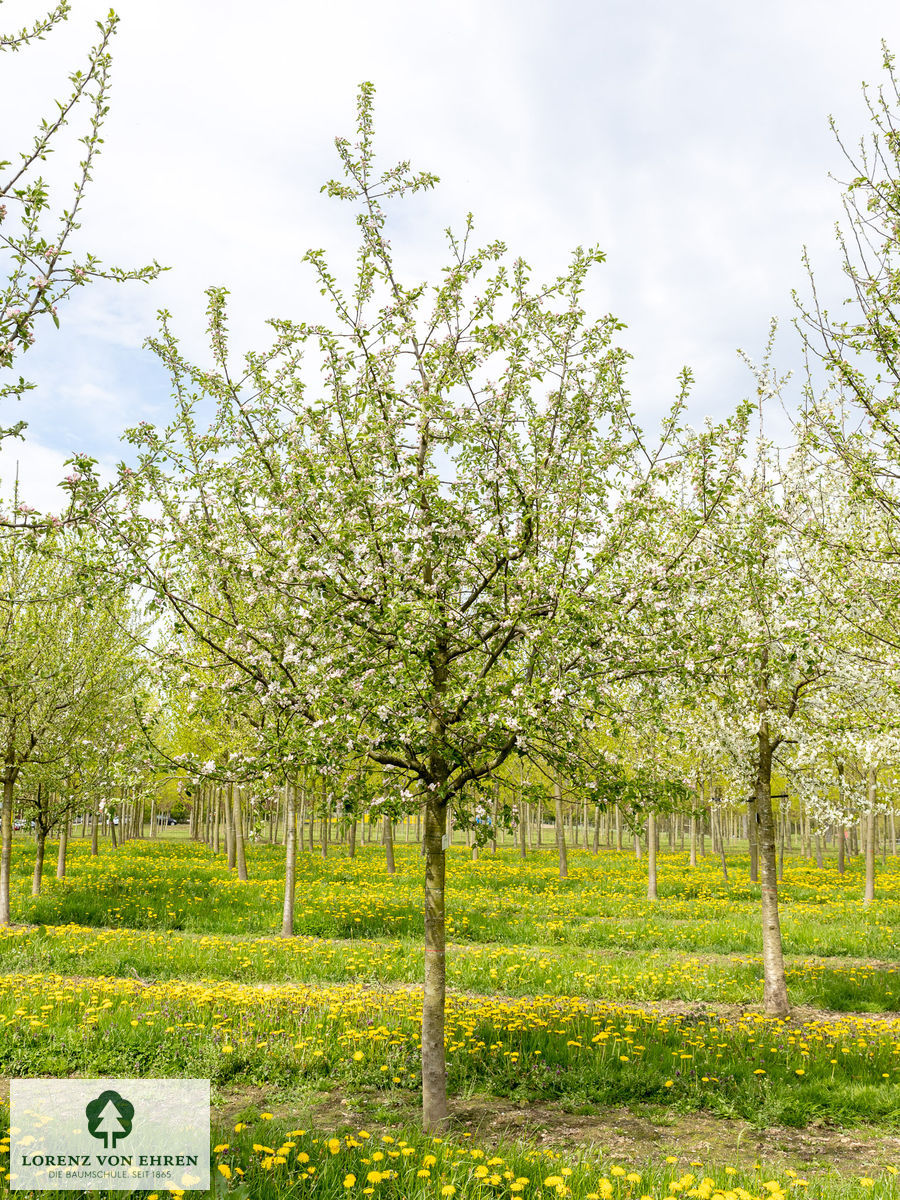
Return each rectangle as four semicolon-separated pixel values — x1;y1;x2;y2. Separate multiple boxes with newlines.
348;817;357;858
518;803;526;859
864;766;877;906
150;795;157;839
109;807;117;849
778;799;785;881
615;804;623;850
757;721;789;1018
321;786;329;859
592;804;600;854
0;771;14;925
748;796;759;883
554;784;568;879
815;830;823;869
422;792;448;1132
690;805;697;868
32;828;46;896
647;810;658;901
226;785;236;869
91;799;99;856
491;779;498;855
281;783;297;937
56;818;68;880
233;784;248;881
384;815;395;874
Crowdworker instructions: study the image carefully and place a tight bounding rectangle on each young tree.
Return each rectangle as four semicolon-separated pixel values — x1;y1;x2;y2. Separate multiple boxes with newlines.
90;86;746;1129
0;532;137;922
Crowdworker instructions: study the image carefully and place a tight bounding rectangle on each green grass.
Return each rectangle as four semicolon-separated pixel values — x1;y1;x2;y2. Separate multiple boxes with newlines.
6;838;900;959
3;1107;900;1200
4;835;900;1192
1;924;900;1012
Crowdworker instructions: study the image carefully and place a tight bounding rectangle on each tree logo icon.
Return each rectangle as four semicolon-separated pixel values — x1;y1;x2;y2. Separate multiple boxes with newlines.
85;1090;135;1148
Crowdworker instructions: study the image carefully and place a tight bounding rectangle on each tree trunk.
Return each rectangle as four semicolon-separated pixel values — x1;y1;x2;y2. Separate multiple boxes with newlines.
518;802;526;859
864;766;877;906
422;793;448;1132
384;815;395;874
615;803;623;850
777;799;785;881
348;817;357;858
233;785;248;881
56;818;69;880
281;782;297;936
592;804;600;854
109;806;117;849
554;784;568;879
0;770;16;926
225;784;236;869
150;794;157;839
32;828;46;896
647;810;658;900
689;807;697;867
91;799;99;856
748;796;759;883
491;779;498;855
756;723;789;1017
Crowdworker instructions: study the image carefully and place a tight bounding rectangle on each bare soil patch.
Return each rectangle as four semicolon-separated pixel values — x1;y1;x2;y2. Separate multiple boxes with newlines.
212;1085;900;1175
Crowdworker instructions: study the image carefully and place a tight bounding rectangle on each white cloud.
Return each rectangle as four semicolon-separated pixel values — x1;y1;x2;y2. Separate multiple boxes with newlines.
2;0;900;477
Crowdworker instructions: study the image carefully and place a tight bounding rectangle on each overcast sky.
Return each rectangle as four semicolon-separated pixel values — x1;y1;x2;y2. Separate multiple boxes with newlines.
2;0;900;508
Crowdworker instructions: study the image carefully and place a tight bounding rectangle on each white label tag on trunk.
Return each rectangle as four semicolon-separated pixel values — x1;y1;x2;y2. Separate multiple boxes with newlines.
441;833;449;851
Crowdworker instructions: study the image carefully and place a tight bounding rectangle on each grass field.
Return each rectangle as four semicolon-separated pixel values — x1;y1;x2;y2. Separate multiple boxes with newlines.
2;833;900;1198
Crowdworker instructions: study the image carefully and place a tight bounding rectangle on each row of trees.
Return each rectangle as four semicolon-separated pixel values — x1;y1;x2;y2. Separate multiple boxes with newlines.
5;9;900;1130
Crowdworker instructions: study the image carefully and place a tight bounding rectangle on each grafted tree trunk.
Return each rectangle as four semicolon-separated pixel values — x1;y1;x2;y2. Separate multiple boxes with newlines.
281;782;297;936
422;792;448;1132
